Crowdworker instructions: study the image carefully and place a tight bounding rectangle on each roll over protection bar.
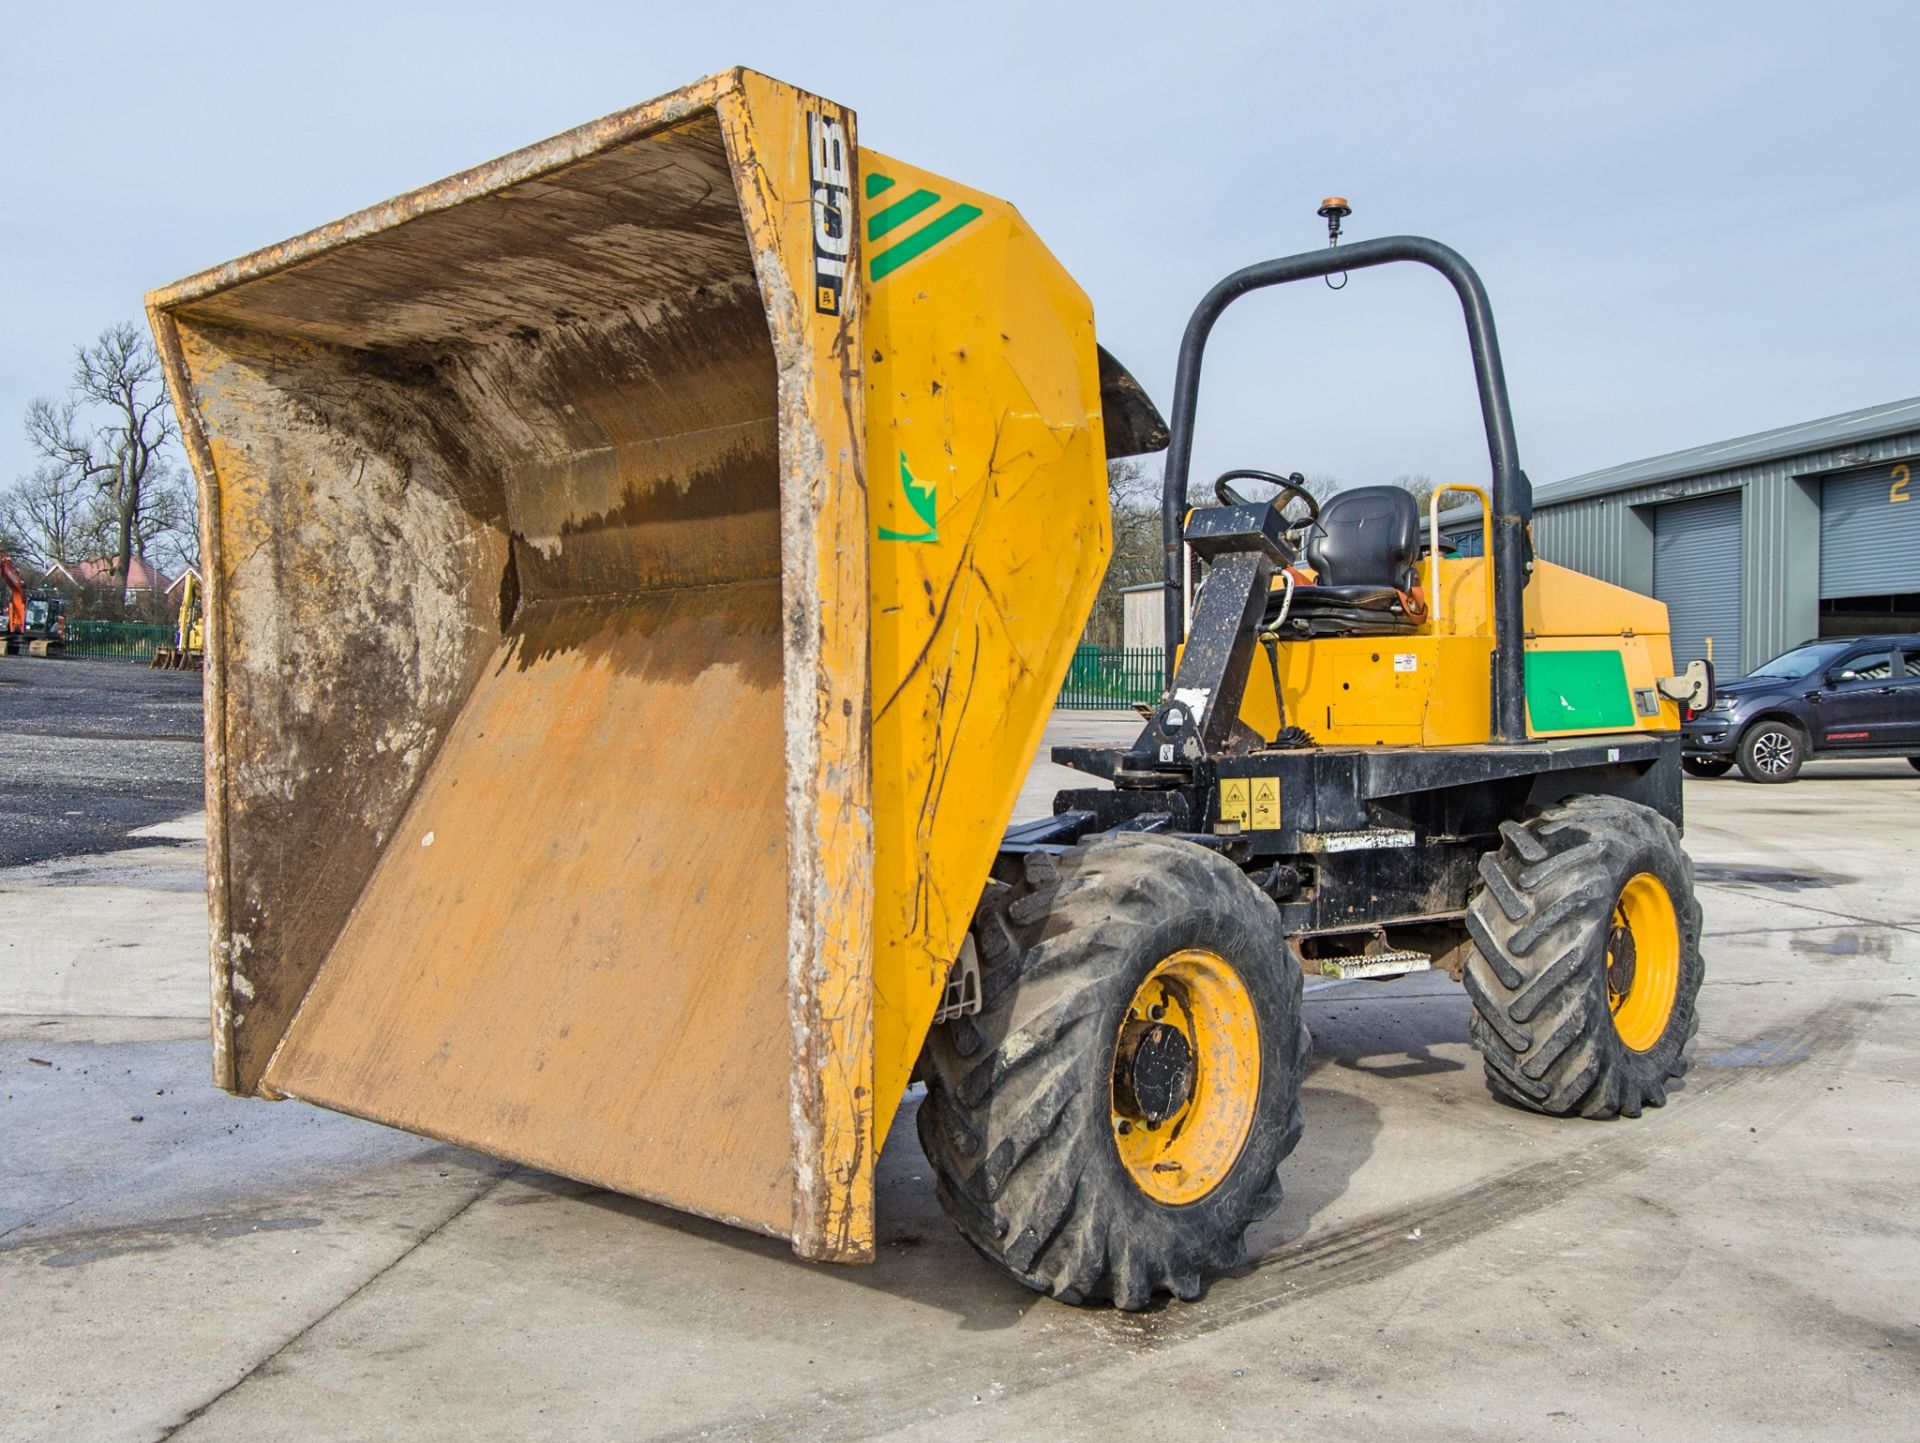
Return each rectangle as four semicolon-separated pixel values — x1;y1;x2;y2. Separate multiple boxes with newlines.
1157;236;1535;744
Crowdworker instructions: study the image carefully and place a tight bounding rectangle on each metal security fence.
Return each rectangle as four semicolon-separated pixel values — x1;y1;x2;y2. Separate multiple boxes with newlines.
63;620;174;662
1056;646;1164;710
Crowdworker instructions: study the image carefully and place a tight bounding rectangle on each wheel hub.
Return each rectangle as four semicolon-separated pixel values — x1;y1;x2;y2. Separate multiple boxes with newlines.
1109;949;1262;1206
1608;872;1682;1052
1114;1020;1195;1123
1606;922;1637;1004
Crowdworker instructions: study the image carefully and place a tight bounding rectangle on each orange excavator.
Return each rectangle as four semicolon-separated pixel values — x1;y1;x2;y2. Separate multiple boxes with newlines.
2;553;67;657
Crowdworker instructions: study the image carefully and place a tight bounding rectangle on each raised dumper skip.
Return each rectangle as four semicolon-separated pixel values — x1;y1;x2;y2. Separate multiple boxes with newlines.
147;67;1711;1310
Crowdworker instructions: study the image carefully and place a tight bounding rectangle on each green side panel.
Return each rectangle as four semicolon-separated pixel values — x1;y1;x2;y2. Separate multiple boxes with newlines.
1524;649;1637;733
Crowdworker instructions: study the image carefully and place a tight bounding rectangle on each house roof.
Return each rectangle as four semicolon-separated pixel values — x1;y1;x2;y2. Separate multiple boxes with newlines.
65;556;176;591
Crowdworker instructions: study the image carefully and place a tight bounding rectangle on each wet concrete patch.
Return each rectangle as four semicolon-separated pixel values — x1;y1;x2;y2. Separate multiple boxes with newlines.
24;1213;322;1268
1792;930;1893;961
1699;1035;1814;1068
1694;863;1856;892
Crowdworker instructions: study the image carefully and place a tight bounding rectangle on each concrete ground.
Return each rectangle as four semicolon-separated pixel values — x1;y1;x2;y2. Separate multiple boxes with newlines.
3;658;1917;1441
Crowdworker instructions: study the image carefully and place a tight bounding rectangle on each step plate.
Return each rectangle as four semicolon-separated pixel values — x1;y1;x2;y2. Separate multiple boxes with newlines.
1317;951;1433;981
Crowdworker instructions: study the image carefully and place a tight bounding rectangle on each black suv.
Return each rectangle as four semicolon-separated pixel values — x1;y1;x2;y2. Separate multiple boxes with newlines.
1681;634;1920;782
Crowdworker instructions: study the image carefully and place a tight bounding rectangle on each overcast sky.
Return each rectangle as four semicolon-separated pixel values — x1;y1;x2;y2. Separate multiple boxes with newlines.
3;1;1916;503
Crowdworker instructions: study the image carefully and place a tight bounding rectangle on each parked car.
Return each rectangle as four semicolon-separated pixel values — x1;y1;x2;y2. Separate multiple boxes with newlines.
1680;634;1920;782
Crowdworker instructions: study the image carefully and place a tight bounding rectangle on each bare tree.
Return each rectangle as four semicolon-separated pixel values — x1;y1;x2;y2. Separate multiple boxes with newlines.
0;513;29;565
0;463;91;569
21;323;180;598
1391;472;1445;514
1082;459;1165;647
141;461;201;577
1180;469;1341;510
1081;463;1356;647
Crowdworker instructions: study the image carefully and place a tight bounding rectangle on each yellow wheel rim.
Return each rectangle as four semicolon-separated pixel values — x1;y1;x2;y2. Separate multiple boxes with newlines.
1110;948;1261;1206
1608;872;1681;1052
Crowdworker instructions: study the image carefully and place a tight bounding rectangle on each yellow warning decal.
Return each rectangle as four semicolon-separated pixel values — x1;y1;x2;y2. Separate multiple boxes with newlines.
1218;776;1280;830
1251;777;1280;830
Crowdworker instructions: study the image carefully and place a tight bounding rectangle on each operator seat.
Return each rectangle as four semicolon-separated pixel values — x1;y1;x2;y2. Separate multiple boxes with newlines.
1267;485;1425;637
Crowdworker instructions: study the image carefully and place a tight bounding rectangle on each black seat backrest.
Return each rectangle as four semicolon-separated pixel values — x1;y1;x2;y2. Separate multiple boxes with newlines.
1305;486;1420;590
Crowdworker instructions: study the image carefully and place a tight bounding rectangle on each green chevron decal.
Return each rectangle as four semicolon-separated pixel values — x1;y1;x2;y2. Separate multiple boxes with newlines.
878;451;938;543
864;170;983;282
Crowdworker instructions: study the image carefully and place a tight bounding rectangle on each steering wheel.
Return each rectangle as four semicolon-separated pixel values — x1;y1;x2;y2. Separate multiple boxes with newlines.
1213;469;1320;527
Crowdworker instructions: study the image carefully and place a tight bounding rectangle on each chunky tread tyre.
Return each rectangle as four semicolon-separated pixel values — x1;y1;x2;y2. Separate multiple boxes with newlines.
1737;719;1804;783
1465;796;1704;1119
918;835;1308;1310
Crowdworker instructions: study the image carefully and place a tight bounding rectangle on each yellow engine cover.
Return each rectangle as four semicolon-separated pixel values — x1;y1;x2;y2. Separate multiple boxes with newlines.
1239;558;1682;744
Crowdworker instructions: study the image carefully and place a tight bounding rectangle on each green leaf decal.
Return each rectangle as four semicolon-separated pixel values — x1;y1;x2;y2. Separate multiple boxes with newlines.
878;451;938;542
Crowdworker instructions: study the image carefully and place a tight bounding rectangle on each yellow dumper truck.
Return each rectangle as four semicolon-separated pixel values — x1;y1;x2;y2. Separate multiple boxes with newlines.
149;68;1710;1309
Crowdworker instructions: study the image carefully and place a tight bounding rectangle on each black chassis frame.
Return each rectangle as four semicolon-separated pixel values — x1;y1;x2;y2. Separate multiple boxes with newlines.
1007;737;1679;947
993;237;1684;954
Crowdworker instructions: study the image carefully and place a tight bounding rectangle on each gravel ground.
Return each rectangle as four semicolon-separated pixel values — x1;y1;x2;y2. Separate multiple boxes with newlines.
0;655;205;866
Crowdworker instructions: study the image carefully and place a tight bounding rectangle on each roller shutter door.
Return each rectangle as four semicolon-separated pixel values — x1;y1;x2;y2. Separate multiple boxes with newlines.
1654;491;1743;675
1820;460;1920;598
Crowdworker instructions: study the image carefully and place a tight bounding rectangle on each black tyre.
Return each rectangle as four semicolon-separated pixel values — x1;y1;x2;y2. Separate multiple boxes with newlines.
918;834;1309;1310
1907;757;1920;773
1737;719;1804;783
1464;796;1704;1119
1680;756;1733;779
